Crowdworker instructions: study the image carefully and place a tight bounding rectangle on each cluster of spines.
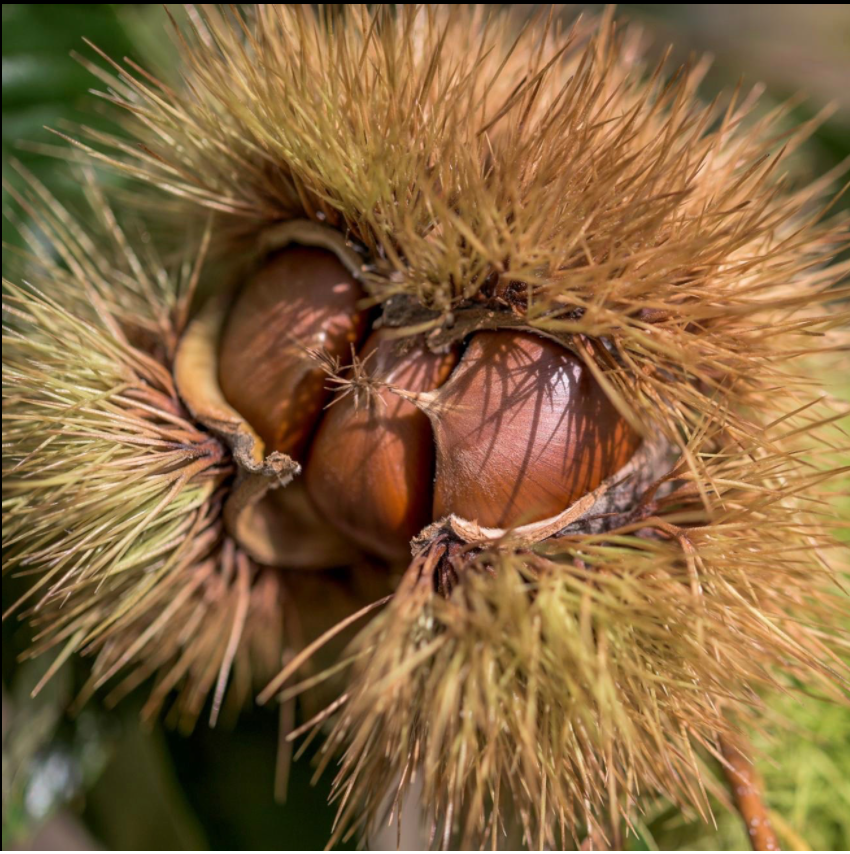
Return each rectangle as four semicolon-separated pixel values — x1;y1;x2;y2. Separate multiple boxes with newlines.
2;4;848;848
2;169;284;729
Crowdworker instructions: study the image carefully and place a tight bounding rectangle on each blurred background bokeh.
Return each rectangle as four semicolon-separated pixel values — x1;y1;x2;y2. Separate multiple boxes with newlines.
3;5;849;850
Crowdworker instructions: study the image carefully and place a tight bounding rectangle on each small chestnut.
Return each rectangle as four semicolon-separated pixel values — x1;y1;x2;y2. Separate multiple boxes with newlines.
233;480;360;569
218;245;367;458
305;330;457;562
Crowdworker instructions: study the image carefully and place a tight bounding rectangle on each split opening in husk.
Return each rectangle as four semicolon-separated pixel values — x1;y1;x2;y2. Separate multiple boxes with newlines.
174;220;659;574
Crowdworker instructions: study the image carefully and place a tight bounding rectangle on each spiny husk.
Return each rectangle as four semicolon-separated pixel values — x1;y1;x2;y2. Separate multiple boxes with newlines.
286;415;849;849
2;168;284;729
3;4;850;849
66;4;849;455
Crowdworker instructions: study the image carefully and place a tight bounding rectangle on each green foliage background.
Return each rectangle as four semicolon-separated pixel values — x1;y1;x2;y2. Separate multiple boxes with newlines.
3;4;848;850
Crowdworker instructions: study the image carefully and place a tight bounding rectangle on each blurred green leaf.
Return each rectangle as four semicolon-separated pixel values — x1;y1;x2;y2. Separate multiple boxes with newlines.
2;4;170;248
2;659;110;848
83;718;207;851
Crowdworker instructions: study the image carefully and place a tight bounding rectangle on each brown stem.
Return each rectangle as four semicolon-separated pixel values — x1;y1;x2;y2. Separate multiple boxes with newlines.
720;737;780;852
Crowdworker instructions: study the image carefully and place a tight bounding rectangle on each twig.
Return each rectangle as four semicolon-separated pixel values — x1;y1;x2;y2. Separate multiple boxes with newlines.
720;737;780;852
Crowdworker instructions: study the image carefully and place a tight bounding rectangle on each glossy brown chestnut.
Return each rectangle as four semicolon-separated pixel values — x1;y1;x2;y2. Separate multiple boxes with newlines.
429;330;640;528
306;330;457;561
218;245;367;457
234;480;359;569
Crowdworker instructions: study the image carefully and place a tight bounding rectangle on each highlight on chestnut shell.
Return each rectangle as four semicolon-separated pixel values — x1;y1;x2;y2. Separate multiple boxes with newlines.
425;330;642;528
306;329;458;561
218;245;367;458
